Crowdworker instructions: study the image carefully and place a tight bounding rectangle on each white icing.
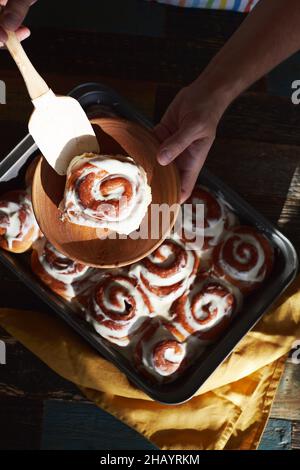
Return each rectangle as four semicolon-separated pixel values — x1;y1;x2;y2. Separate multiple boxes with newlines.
183;186;226;250
219;232;267;283
0;193;40;249
225;207;239;229
62;153;152;235
129;238;198;316
171;277;241;342
180;185;238;255
35;238;102;299
140;324;186;379
164;347;185;364
87;274;150;347
0;204;21;239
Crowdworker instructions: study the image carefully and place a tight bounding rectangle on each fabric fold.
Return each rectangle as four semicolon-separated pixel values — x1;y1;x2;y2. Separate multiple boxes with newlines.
0;274;299;449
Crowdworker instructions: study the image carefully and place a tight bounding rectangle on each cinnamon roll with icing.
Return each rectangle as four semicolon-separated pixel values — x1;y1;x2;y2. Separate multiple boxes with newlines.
0;190;40;253
212;225;274;294
180;186;237;261
166;274;241;343
31;238;101;300
129;237;199;316
134;320;186;380
86;272;152;346
61;152;152;235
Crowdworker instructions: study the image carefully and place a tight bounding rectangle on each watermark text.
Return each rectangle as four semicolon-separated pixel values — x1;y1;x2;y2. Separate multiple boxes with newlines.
0;80;6;104
0;340;6;365
289;339;300;365
291;80;300;105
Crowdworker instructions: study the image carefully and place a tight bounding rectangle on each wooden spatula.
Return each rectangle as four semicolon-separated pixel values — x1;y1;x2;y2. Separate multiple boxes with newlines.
4;31;99;175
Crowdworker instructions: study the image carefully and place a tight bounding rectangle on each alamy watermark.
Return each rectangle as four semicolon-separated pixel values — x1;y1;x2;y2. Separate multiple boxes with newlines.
288;340;300;365
0;340;6;365
291;80;300;105
95;201;205;250
0;80;6;104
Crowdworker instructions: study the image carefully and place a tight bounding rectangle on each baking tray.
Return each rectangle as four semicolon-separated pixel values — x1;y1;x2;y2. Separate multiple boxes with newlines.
0;82;298;404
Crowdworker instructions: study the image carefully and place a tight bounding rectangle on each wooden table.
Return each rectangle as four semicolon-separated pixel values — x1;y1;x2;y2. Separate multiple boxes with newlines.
0;7;299;450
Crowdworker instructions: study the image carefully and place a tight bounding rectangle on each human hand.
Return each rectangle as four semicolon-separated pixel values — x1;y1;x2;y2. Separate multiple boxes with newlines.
0;0;37;47
155;81;228;202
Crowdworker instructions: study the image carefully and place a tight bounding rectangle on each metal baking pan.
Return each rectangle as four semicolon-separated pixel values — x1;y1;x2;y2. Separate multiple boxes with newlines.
0;82;298;404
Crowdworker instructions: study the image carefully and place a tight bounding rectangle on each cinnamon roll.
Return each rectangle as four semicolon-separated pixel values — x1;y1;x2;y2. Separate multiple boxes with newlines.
212;225;274;294
0;190;40;253
86;273;152;346
31;238;101;300
166;274;241;342
129;237;199;316
61;152;152;235
134;320;186;380
181;186;237;260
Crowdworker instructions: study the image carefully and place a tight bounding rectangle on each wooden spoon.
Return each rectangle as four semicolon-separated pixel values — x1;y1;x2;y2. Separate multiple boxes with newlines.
32;117;181;268
4;31;99;174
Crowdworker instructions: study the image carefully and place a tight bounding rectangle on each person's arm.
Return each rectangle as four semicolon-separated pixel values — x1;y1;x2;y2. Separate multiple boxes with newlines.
0;0;36;46
156;0;300;202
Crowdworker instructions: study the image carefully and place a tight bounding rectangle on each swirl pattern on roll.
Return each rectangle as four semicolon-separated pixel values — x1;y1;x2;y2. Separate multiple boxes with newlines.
129;238;199;316
87;273;151;346
61;152;152;234
134;320;186;380
166;274;240;342
181;186;237;257
212;225;274;293
0;190;40;253
31;238;101;300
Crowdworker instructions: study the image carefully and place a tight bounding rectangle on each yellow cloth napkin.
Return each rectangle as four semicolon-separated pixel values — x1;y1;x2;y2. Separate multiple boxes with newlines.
1;275;300;450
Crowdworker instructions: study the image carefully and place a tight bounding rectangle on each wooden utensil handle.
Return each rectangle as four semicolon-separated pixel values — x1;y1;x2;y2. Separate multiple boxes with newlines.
5;31;49;100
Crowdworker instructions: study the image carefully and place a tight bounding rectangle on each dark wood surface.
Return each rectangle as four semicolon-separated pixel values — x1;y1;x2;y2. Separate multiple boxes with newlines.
0;6;299;450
